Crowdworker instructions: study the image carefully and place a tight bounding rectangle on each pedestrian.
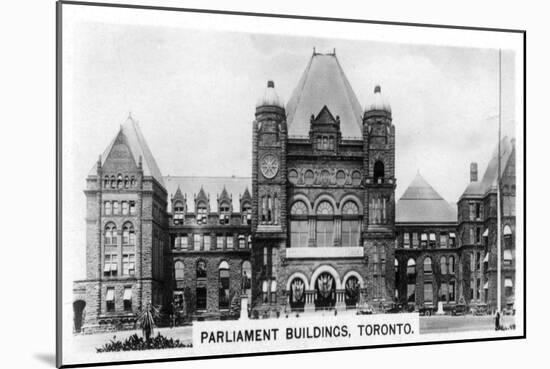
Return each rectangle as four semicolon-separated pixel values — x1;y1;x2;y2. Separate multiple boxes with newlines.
495;310;501;331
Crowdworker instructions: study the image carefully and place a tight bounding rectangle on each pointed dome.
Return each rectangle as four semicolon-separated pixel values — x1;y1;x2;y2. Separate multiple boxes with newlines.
365;85;391;113
286;52;363;139
396;173;456;223
256;80;283;108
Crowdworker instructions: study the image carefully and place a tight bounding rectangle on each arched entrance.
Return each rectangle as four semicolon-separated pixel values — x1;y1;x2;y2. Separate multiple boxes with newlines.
315;272;336;310
289;278;306;311
73;300;85;333
344;276;360;308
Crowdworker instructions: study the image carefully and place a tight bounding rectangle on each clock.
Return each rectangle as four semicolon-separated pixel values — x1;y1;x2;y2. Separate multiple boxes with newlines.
260;154;279;179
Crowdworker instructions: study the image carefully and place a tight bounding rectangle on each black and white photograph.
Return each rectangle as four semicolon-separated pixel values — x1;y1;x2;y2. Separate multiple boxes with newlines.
54;1;525;367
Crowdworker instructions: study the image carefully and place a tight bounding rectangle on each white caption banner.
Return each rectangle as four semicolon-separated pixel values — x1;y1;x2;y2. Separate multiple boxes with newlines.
192;313;419;355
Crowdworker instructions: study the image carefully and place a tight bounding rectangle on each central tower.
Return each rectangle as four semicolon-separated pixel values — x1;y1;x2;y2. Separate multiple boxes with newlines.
252;51;396;315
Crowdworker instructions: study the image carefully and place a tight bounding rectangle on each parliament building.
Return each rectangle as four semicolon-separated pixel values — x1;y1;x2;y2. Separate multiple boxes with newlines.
72;50;516;332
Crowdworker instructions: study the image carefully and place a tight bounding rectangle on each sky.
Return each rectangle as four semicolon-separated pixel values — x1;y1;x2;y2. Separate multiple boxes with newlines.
62;17;517;281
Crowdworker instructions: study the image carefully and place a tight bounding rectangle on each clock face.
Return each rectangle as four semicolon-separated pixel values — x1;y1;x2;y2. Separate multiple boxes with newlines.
260;154;279;179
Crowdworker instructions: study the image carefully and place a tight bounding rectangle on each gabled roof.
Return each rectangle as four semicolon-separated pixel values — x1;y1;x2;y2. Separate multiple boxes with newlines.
396;173;457;223
462;136;515;197
90;116;165;187
286;52;363;139
163;176;251;213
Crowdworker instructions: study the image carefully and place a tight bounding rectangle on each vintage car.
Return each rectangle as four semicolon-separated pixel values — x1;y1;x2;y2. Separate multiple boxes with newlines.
471;304;488;316
452;303;468;316
418;305;436;316
384;303;405;314
356;302;374;315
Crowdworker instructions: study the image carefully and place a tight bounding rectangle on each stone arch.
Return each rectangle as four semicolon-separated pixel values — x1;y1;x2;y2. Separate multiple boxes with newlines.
338;194;364;214
342;270;365;288
310;265;342;289
286;272;310;290
313;194;338;215
290;193;313;214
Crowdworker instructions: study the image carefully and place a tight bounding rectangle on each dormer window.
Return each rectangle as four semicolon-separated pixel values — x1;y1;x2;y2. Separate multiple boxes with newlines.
197;202;208;224
242;202;252;225
173;201;185;225
316;135;335;151
219;202;231;224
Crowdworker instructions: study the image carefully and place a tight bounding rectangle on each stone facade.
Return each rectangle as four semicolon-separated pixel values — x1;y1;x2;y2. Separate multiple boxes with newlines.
72;52;517;332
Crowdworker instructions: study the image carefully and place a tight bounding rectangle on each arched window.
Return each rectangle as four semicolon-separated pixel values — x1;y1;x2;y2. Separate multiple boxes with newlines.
219;261;230;309
175;261;184;280
336;170;346;185
104;223;117;245
448;256;455;274
288;169;298;184
124;176;130;189
407;258;416;276
440;256;447;275
423;257;433;275
270;280;277;303
316;201;334;247
374;161;385;183
130;176;136;188
351;171;362;186
117;174;123;189
503;225;512;237
110;175;116;189
122;223;135;245
341;201;360;247
104;175;109;188
196;260;207;279
304;170;315;185
290;201;309;248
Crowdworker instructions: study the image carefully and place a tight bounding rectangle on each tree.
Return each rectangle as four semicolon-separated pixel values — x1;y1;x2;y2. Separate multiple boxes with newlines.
138;303;159;342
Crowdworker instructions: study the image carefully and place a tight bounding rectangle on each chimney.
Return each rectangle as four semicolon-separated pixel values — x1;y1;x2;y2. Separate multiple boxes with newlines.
470;162;478;182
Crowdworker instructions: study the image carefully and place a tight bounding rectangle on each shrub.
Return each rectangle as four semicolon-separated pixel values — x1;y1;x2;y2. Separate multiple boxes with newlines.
96;333;192;352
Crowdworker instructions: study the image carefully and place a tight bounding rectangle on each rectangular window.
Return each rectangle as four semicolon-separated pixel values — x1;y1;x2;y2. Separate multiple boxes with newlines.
217;236;224;249
440;233;447;248
429;233;436;248
106;287;115;312
341;220;360;247
407;283;416;303
412;233;419;248
475;227;481;244
113;201;119;215
403;233;410;248
449;234;456;247
470;228;475;244
103;254;118;277
226;236;233;249
122;254;135;276
316;220;334;247
505;278;513;297
123;287;132;311
475;203;481;219
129;201;136;215
424;283;433;304
180;235;188;249
476;278;481;300
204;235;211;251
238;235;246;249
194;234;202;250
263;247;268;267
421;233;428;247
290;220;309;247
469;202;475;221
196;287;207;310
476;252;481;270
271;248;278;279
122;201;129;215
104;201;112;215
439;282;448;303
449;281;455;302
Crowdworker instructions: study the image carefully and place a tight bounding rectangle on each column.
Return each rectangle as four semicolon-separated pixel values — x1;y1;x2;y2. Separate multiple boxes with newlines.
335;289;346;310
305;290;315;312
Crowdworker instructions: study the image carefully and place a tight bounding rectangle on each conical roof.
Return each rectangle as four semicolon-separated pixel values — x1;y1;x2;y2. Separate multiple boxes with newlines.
396;173;457;223
286;52;363;139
89;116;165;187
